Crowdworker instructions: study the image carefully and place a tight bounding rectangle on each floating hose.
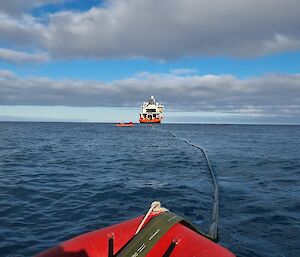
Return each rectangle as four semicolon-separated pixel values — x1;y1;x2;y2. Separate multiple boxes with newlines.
151;125;219;241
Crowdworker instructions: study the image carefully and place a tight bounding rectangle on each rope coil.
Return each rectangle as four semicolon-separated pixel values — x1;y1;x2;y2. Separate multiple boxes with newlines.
135;201;169;235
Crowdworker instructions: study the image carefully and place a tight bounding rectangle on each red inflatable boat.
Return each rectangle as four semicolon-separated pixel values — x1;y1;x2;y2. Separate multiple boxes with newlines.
115;122;134;127
35;202;235;257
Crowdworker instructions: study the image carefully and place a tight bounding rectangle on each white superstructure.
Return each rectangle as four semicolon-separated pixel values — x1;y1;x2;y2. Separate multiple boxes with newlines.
139;96;164;123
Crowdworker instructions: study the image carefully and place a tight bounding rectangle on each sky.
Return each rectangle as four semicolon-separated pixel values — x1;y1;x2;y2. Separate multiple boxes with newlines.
0;0;300;124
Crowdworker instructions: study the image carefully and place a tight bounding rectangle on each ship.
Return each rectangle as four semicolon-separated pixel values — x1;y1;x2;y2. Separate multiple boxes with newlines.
139;96;164;123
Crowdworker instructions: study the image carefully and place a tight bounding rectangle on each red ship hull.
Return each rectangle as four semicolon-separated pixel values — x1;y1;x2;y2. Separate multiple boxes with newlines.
139;117;161;123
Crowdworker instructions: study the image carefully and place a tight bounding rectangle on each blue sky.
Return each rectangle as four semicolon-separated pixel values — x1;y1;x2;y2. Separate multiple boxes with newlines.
3;52;300;81
0;0;300;123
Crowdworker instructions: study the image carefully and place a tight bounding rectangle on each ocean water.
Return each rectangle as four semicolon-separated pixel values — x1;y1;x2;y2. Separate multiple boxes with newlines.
0;122;299;257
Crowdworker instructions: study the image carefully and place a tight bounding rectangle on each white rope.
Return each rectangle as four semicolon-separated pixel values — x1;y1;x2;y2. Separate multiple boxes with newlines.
135;201;168;235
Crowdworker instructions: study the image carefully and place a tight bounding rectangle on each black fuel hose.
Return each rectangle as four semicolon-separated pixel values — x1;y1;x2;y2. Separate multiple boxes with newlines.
151;126;219;241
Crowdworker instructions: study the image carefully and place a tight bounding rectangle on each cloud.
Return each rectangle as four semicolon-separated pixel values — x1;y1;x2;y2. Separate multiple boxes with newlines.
1;69;299;119
0;14;46;48
170;69;198;76
0;48;49;63
1;0;300;60
0;69;15;78
0;0;64;16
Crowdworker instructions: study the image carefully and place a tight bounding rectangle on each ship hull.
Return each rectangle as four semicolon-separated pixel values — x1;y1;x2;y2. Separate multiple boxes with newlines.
139;117;161;123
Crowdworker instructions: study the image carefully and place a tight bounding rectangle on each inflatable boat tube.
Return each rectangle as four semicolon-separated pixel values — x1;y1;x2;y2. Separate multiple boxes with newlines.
35;211;235;257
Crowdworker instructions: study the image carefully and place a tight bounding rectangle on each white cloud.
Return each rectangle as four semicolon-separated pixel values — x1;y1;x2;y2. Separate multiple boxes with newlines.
1;0;300;60
0;14;46;47
0;48;49;63
0;69;15;78
42;0;300;59
0;69;299;119
170;69;198;76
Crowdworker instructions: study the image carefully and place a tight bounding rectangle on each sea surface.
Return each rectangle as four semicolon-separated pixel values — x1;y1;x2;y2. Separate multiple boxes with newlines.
0;122;299;257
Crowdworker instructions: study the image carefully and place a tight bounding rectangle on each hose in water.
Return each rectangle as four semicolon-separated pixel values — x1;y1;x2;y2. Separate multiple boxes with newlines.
151;126;219;241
